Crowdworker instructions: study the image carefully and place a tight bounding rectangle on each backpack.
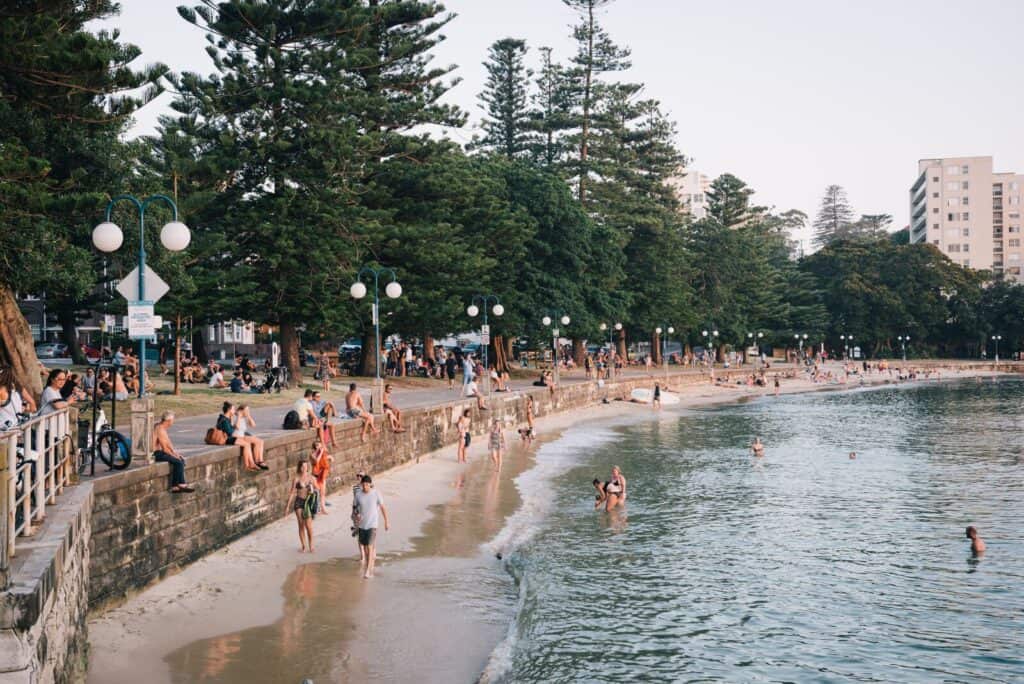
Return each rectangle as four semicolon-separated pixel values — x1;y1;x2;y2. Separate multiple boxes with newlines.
303;488;320;519
283;410;302;430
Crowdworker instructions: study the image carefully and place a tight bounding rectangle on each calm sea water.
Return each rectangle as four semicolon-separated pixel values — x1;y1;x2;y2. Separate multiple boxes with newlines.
484;379;1024;683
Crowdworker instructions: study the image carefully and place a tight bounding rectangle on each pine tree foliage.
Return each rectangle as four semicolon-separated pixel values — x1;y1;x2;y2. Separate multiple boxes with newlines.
474;38;533;159
812;184;856;247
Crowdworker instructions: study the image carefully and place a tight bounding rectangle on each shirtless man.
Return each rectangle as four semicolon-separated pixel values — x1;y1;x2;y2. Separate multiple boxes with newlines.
152;411;194;493
751;436;765;458
966;526;986;555
345;383;379;443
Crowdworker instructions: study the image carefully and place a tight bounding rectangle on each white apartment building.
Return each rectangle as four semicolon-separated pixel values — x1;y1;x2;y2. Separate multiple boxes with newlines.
668;169;712;220
910;156;1024;279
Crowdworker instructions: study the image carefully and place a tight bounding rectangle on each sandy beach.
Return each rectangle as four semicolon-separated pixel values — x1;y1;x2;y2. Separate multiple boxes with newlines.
86;366;1001;683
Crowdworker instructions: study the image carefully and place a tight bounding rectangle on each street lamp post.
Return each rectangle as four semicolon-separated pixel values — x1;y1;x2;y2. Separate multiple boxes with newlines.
991;334;1002;363
599;322;622;380
794;333;808;362
701;328;719;366
467;295;504;398
92;194;191;398
897;335;910;362
655;325;675;385
746;331;764;365
350;267;402;413
542;313;571;385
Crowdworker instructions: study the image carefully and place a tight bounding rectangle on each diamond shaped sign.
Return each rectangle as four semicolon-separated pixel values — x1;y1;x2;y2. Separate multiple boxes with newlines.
116;265;170;303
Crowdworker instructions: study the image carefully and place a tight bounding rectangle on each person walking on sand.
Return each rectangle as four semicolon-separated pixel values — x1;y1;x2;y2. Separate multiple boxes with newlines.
488;419;506;468
966;526;986;555
354;475;389;578
311;437;333;514
774;376;780;397
456;408;472;463
346;383;379;443
284;460;317;553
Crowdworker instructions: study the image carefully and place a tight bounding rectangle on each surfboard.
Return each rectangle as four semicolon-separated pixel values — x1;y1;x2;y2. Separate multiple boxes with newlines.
630;388;680;405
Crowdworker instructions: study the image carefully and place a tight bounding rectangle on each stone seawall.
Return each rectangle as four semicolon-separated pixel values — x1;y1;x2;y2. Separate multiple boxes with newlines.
0;485;92;683
87;371;710;611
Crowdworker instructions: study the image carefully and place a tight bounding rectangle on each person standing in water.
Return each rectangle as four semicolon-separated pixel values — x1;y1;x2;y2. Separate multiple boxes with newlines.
602;466;627;511
653;383;662;410
488;419;506;468
354;475;389;578
751;437;765;457
966;526;986;555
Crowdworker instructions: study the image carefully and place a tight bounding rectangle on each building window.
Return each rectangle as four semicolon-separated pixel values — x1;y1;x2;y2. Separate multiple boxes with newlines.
946;228;960;239
962;196;969;206
1010;197;1021;205
1011;253;1021;262
1011;212;1021;219
962;165;969;174
1010;182;1020;191
963;259;970;267
962;181;969;190
947;213;955;221
962;212;969;220
932;192;939;198
933;223;939;229
946;198;959;207
209;326;216;342
932;239;940;245
946;181;959;191
945;165;960;175
1009;239;1020;247
1010;226;1021;233
1010;267;1021;275
962;228;970;236
948;244;960;253
932;176;939;182
962;244;969;252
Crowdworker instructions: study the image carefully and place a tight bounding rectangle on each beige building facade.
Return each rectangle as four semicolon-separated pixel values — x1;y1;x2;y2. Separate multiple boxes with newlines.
910;156;1024;279
668;169;712;220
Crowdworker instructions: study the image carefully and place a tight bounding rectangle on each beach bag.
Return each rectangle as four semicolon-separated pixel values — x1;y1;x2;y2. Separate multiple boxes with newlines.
204;427;228;445
304;488;320;518
283;410;302;430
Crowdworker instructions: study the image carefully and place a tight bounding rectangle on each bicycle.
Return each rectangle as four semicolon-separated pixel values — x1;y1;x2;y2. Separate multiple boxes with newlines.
77;405;131;473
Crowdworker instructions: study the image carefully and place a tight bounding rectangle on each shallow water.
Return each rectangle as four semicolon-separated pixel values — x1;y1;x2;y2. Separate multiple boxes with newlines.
486;379;1024;683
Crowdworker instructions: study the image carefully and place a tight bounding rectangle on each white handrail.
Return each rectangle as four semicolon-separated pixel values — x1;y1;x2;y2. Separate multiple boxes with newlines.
2;408;73;559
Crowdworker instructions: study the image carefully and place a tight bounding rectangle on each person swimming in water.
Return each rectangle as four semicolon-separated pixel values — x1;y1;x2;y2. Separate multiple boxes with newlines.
751;436;765;457
966;526;986;555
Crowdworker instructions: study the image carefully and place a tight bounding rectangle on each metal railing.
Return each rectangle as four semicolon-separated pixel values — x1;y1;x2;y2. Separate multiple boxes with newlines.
1;408;73;560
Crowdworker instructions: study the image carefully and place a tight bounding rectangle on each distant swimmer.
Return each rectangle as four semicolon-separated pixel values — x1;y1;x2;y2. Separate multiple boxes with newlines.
966;526;986;555
751;436;765;458
653;383;662;410
849;451;856;459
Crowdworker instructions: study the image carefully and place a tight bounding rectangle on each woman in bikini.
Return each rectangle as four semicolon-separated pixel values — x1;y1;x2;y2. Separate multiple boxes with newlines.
456;408;472;463
284;460;316;552
310;437;333;515
603;465;627;511
382;384;405;432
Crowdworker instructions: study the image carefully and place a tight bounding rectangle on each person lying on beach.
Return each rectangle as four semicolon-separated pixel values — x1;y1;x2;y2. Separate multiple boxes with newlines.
751;437;765;457
966;526;986;555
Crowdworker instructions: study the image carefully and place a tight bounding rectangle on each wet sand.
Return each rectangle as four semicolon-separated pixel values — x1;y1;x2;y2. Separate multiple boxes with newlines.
87;367;1001;683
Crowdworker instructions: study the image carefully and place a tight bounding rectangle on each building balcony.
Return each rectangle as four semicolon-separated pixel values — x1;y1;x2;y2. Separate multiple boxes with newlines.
911;172;927;194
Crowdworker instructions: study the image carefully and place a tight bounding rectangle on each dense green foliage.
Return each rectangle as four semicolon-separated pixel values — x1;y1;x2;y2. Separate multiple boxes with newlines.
4;0;1024;379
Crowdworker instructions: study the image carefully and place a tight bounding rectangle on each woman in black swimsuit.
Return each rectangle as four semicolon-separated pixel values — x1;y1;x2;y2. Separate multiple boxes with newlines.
603;465;627;512
284;460;316;552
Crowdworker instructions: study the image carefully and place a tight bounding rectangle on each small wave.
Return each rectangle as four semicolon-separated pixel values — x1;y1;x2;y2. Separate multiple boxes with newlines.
479;425;620;683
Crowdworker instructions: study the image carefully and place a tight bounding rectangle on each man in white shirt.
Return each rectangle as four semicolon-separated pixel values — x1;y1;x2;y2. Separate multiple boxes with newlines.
464;378;487;411
353;474;389;578
208;369;227;388
292;389;321;428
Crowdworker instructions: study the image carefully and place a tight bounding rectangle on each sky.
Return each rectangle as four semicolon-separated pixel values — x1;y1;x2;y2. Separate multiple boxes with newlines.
101;0;1024;246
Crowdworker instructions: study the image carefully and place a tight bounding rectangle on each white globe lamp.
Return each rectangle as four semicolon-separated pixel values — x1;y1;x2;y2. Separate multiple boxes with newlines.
467;304;480;317
92;222;123;253
160;221;191;251
542;316;552;326
492;304;504;317
385;281;402;299
561;315;570;326
350;281;367;299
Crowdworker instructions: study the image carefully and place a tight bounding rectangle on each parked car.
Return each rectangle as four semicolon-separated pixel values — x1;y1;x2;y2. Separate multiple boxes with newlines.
34;342;68;358
81;344;102;361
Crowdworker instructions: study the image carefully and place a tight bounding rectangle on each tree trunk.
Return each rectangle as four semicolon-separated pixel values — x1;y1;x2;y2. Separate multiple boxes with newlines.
280;321;302;384
651;330;662;365
192;329;209;365
0;285;43;401
57;303;86;364
617;329;627;361
358;329;378;378
423;333;435;361
572;337;585;367
492;335;510;373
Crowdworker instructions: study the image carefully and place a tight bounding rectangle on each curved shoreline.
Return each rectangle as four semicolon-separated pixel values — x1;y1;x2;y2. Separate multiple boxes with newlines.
86;367;1006;682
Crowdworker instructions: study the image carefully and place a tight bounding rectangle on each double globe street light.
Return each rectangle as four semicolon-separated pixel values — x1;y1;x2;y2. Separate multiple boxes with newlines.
599;322;622;379
702;328;719;365
351;267;402;412
747;331;764;365
991;334;1002;363
656;325;675;385
467;295;504;396
92;194;190;398
897;334;910;362
543;313;571;385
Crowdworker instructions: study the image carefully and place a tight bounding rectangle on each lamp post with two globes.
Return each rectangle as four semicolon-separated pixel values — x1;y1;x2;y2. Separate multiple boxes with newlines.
350;267;402;412
655;325;675;385
467;295;504;397
746;331;764;365
542;313;571;386
599;322;622;380
92;194;191;398
990;334;1001;363
701;328;719;366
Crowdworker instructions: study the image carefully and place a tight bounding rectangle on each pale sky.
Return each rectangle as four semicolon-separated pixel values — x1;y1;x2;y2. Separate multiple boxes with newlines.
102;0;1024;243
